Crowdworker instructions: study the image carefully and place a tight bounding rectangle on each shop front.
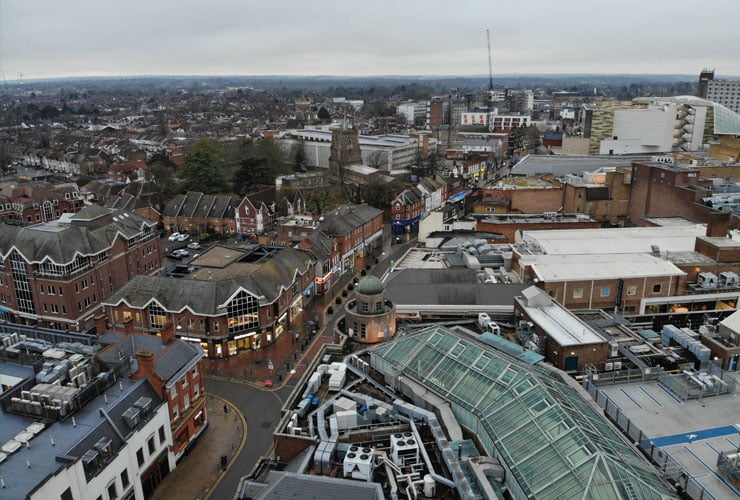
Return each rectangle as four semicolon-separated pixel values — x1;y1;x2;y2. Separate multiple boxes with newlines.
315;272;333;295
231;331;259;352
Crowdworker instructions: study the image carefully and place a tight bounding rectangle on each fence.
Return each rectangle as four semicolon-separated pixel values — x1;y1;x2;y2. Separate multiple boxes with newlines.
584;378;715;500
585;366;664;387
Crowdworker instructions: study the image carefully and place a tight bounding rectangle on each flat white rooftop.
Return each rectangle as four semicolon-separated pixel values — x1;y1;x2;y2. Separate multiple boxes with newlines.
522;225;706;255
522;302;605;346
526;253;685;282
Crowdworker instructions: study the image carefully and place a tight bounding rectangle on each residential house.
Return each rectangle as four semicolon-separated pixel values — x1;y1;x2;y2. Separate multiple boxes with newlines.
0;181;84;223
162;191;239;237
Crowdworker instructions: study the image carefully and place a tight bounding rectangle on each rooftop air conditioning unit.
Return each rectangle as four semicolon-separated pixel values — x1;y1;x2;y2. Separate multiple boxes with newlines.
343;446;374;481
391;432;420;466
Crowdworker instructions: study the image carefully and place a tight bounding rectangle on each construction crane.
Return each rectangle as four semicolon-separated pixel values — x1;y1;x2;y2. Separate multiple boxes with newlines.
486;29;495;110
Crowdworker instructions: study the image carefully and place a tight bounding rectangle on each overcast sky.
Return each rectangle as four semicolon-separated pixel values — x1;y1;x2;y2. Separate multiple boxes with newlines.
1;0;739;81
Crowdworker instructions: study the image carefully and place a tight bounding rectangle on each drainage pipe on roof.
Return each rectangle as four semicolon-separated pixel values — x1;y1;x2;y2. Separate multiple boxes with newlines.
374;450;400;500
392;401;474;497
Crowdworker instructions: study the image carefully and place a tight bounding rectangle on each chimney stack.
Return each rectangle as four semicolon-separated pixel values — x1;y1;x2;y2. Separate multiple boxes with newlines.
135;350;155;377
706;212;730;237
160;320;176;345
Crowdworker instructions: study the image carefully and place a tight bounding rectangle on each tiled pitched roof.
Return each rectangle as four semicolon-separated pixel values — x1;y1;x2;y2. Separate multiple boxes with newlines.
0;208;156;264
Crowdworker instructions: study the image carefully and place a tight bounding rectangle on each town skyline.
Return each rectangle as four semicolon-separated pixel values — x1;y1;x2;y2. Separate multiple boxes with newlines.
2;0;739;81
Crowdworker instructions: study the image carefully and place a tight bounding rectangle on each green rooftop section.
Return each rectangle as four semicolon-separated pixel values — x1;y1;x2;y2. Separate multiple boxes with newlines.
478;332;544;364
639;329;661;340
370;326;677;500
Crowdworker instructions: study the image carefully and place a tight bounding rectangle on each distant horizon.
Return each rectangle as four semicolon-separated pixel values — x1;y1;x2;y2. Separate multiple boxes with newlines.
6;71;739;85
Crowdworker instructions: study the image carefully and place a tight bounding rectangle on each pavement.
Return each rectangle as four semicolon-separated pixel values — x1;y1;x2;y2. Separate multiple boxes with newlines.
200;249;384;388
149;394;246;500
151;231;409;499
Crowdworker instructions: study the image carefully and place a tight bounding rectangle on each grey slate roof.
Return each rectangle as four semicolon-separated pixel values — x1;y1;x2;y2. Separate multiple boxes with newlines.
384;269;528;307
97;332;202;384
162;193;188;217
511;154;652;177
241;471;384;500
0;375;161;499
0;207;156;264
66;378;161;458
104;247;314;312
319;204;382;237
162;191;237;219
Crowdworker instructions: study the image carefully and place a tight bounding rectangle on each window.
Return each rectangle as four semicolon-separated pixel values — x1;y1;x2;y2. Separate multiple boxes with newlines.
361;302;369;313
61;488;73;500
626;285;637;296
227;291;259;333
136;448;144;467
183;393;190;410
652;283;662;293
148;435;155;454
149;303;166;329
548;289;558;299
572;287;583;299
600;286;610;297
120;469;130;488
107;480;117;500
375;301;383;312
159;425;166;444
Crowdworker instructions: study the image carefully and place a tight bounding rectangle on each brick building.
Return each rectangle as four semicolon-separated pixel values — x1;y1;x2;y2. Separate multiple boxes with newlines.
561;167;632;226
391;188;425;235
513;226;700;313
103;245;315;358
0;181;84;223
469;177;563;216
317;205;384;276
0;206;160;331
515;286;609;372
162;191;239;237
235;187;306;238
629;161;713;226
97;321;207;462
476;213;599;243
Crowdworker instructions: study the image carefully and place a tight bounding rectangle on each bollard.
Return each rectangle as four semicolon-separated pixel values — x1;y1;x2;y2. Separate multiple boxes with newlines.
220;454;228;469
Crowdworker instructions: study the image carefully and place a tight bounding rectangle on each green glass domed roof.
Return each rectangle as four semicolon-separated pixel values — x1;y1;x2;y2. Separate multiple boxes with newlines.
356;275;385;295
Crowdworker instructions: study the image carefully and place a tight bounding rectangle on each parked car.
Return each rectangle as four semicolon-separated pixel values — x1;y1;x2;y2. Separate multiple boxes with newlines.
168;232;181;241
172;249;189;257
187;242;201;250
177;233;190;242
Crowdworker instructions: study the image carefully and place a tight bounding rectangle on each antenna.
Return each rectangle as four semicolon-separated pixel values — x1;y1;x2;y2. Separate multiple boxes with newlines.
486;28;494;110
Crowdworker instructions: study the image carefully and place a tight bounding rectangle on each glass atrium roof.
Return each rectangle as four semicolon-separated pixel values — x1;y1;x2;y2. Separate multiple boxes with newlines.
370;326;676;499
711;102;740;135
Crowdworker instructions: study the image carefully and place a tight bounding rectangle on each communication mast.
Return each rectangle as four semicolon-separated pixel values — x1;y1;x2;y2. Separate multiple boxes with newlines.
486;28;493;108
